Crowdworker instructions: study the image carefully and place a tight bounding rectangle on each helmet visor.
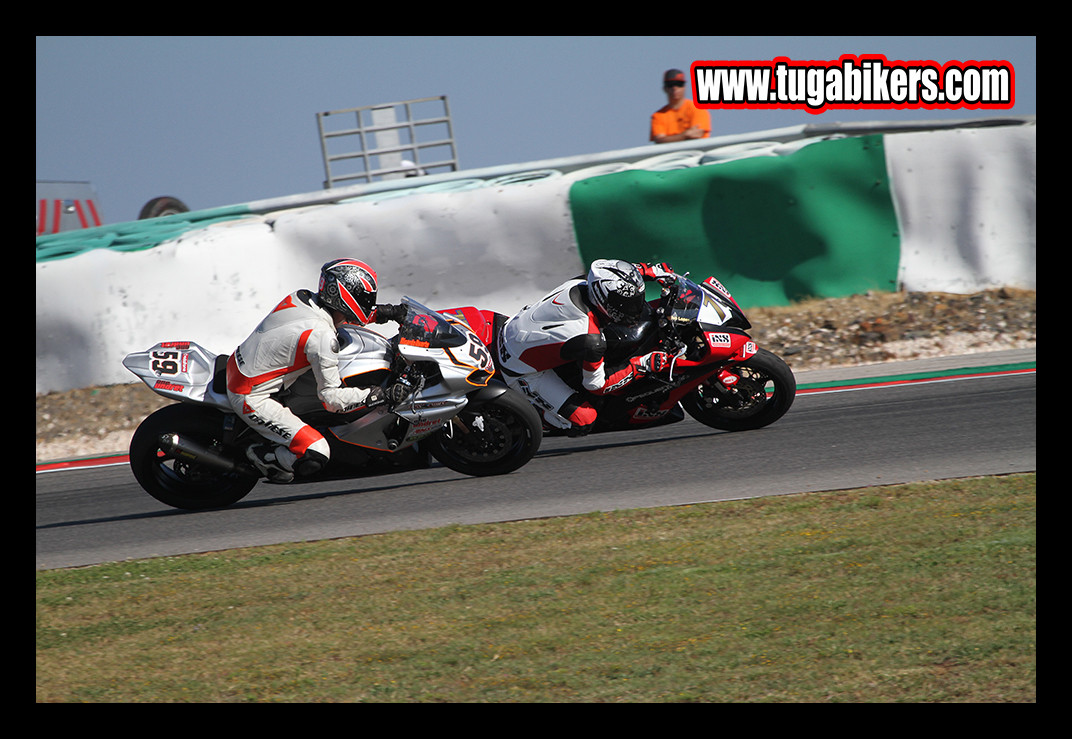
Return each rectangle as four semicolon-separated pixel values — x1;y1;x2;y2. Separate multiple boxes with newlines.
601;286;646;325
337;281;376;324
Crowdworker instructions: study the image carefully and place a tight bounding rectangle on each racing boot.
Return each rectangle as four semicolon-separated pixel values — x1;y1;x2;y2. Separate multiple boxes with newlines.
246;443;296;483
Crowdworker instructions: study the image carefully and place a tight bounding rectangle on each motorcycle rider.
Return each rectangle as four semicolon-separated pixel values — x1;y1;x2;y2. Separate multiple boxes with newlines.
226;258;410;482
497;258;677;435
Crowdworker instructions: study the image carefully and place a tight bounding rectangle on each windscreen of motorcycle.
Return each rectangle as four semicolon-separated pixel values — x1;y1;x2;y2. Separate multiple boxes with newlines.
397;298;468;349
670;278;737;329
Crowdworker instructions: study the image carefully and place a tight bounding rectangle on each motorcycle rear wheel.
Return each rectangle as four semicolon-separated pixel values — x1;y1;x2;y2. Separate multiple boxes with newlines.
681;348;796;431
426;390;542;477
129;404;258;510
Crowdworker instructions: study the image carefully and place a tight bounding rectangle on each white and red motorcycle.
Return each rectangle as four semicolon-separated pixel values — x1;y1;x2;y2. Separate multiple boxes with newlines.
443;272;796;436
123;297;542;510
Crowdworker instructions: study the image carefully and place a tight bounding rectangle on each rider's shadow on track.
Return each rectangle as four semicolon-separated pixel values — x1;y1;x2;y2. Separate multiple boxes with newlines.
534;427;727;459
37;474;464;528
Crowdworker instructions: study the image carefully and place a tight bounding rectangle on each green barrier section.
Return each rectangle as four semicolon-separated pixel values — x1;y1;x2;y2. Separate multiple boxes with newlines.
35;204;255;262
568;135;901;308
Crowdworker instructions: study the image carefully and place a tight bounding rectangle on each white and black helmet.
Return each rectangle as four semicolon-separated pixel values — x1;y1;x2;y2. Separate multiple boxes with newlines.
318;258;378;325
586;259;646;325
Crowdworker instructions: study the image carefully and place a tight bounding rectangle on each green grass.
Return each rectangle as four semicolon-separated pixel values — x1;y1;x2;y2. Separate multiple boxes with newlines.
36;474;1035;703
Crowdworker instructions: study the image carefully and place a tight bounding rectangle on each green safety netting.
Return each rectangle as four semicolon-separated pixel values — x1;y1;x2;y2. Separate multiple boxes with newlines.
35;205;255;262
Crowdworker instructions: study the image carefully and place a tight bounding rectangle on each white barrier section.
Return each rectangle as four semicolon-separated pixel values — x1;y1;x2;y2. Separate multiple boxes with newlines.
36;177;582;394
887;125;1036;293
38;219;278;394
269;175;582;317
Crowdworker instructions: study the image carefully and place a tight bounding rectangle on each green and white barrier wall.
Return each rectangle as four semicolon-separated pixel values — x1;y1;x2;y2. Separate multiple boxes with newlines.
36;119;1035;394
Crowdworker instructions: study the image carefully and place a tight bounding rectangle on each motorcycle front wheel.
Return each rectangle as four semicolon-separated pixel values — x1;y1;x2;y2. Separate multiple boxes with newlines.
129;404;258;510
425;389;542;476
681;348;797;432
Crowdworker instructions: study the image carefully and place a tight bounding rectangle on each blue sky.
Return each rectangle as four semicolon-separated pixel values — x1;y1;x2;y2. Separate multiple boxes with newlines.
36;36;1035;225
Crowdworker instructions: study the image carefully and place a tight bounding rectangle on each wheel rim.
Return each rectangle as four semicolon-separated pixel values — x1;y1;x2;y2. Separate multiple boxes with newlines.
439;407;527;464
696;366;775;419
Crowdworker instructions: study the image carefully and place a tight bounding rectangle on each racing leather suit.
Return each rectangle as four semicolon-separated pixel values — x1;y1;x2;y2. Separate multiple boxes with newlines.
226;289;377;473
497;275;665;433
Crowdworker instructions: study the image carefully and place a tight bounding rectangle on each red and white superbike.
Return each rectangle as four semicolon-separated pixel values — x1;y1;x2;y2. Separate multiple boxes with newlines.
444;271;796;436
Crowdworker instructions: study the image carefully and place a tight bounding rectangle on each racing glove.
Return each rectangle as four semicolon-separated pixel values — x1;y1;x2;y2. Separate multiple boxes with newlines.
374;303;407;324
635;262;676;286
364;380;413;408
630;350;672;374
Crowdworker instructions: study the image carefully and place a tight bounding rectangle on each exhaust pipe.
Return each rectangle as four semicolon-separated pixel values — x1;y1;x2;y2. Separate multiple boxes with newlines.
159;433;249;475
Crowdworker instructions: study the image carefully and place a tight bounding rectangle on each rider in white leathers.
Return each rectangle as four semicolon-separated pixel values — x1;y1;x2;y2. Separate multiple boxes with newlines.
226;258;408;482
497;259;675;435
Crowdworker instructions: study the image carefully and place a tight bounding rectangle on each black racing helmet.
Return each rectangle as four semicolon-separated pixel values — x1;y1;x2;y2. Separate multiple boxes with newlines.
318;258;378;325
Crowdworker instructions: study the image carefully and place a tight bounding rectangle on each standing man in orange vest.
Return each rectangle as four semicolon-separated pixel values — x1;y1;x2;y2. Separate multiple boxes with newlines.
650;68;711;143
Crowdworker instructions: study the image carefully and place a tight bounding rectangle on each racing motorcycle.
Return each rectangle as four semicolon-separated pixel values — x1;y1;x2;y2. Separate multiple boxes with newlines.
122;297;542;510
442;272;796;436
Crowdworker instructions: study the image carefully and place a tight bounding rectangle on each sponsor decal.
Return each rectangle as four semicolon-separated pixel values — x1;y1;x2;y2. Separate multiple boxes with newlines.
605;372;636;393
515;378;556;412
718;368;740;386
706;332;732;348
153;380;185;392
411;400;456;410
408;417;445;435
625;375;689;403
703;276;732;298
632;406;669;420
248;414;293;440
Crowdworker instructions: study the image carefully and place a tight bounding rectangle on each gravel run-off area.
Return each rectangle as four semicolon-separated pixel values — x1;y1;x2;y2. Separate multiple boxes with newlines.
36;287;1035;464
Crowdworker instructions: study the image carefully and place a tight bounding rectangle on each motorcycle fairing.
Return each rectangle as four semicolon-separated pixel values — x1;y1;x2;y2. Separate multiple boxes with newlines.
327;395;468;452
121;340;231;410
398;325;495;388
324;297;495;451
702;332;758;363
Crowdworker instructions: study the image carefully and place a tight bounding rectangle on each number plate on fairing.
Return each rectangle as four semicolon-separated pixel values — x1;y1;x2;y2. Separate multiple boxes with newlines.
122;341;220;401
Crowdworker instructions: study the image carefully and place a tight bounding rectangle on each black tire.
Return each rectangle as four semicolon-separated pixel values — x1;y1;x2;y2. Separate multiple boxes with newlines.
425;389;542;476
129;404;258;510
138;196;189;220
681;348;796;432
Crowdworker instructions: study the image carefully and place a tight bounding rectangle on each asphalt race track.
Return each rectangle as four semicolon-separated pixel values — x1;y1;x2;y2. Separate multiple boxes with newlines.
36;350;1035;570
